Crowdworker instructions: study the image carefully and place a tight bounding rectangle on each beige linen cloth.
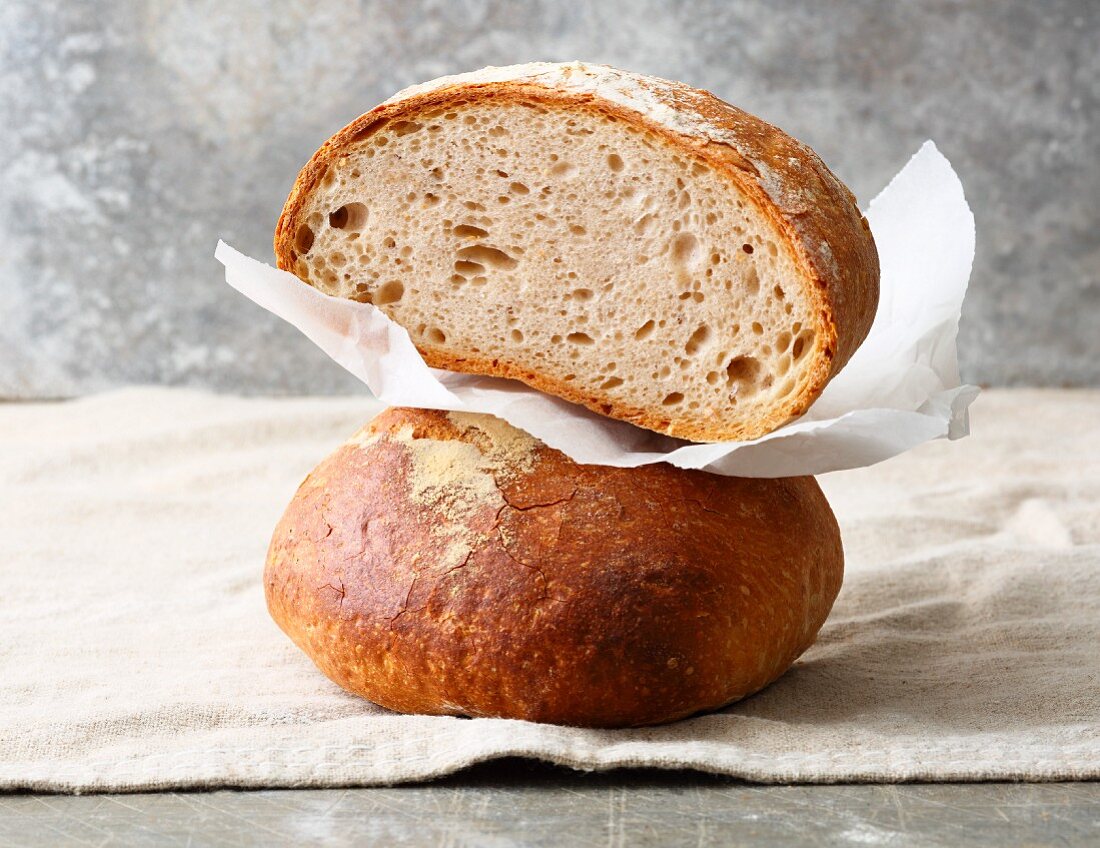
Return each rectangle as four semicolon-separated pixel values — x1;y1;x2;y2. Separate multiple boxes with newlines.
1;388;1097;791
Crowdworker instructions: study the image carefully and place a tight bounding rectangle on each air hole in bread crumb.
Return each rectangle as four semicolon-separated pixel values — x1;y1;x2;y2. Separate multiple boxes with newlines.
706;371;719;385
424;193;440;207
426;327;446;344
373;280;404;305
453;224;489;239
457;244;517;270
752;322;764;335
725;355;760;391
670;233;698;268
454;259;485;277
607;153;624;172
550;161;575;177
601;376;624;390
745;266;760;295
511;329;524;342
550;334;562;344
634;320;655;340
566;332;594;345
294;224;314;254
685;324;711;355
390;121;422;137
792;330;814;360
509;182;530;195
572;288;594;301
329;203;368;230
632;213;655;237
662;392;684;406
569;224;586;236
742;243;754;254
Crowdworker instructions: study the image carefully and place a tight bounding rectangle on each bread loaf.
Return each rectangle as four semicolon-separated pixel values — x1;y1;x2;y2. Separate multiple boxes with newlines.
265;407;844;727
274;62;878;442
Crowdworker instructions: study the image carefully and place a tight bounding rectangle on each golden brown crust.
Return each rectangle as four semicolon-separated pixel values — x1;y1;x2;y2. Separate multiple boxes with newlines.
265;407;844;728
274;64;879;442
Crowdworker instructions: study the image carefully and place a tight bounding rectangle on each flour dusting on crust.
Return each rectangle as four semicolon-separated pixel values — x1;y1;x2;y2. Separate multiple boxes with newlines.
385;412;539;514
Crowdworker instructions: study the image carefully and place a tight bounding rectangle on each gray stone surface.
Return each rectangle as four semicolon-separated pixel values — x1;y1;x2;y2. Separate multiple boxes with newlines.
2;763;1100;846
1;1;1097;398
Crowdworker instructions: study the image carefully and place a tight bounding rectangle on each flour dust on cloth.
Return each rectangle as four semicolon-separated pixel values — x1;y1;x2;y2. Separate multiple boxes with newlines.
1;388;1097;791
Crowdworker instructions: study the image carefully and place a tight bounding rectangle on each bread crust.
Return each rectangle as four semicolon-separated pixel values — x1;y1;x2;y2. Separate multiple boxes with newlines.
265;408;844;728
274;63;879;442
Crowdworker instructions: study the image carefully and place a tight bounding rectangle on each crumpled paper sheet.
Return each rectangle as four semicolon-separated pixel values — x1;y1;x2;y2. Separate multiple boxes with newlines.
217;141;977;477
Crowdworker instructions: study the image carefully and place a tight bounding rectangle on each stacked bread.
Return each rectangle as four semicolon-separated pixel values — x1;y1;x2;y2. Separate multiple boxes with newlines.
265;63;879;727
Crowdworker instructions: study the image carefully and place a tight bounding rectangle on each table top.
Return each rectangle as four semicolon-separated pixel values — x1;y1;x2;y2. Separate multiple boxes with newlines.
2;761;1098;847
4;389;1099;844
5;389;1099;792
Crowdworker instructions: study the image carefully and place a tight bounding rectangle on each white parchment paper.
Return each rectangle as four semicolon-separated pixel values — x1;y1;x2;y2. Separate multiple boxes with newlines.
217;141;977;477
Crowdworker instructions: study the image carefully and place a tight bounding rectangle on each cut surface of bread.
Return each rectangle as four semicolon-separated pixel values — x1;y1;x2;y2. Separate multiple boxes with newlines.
276;63;879;442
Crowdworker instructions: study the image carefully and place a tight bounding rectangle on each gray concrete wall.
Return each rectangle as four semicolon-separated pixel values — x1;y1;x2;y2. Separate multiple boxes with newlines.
1;0;1096;397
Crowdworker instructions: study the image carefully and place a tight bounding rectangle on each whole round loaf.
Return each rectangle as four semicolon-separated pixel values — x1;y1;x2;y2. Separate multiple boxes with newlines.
265;407;844;727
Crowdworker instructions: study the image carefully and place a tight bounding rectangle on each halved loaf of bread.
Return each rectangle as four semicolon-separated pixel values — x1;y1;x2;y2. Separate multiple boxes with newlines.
275;62;879;442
